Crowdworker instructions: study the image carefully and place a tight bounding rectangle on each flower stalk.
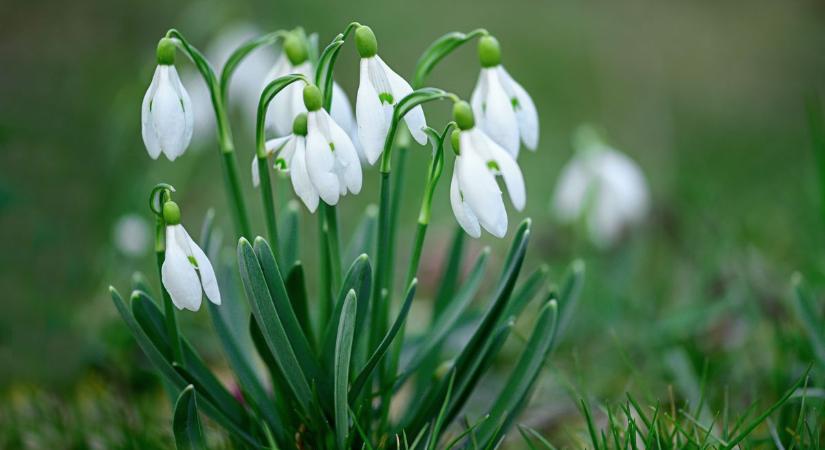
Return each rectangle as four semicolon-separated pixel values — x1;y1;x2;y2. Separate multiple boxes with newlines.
149;184;183;363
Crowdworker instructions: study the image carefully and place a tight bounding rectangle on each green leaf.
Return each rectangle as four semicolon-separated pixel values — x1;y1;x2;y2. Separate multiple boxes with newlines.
173;385;207;450
322;255;372;372
237;237;312;415
432;227;466;320
791;273;825;367
475;299;559;445
334;290;357;449
346;205;378;265
557;259;585;340
278;200;301;269
285;263;314;349
500;265;550;326
350;279;418;403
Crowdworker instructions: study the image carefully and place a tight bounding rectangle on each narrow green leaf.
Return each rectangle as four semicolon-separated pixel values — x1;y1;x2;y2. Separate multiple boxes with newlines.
350;279;418;402
500;265;550;325
173;385;206;450
323;255;372;371
238;237;312;414
278;200;301;269
476;300;559;445
791;273;825;367
334;290;358;449
557;259;585;340
346;204;378;265
285;263;314;349
432;227;466;320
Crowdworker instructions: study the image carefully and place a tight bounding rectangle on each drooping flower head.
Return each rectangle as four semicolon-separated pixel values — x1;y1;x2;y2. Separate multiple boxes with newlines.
252;112;321;212
355;25;428;164
552;125;650;248
262;31;358;148
303;84;362;207
159;201;221;311
470;35;538;158
141;38;194;161
449;101;525;238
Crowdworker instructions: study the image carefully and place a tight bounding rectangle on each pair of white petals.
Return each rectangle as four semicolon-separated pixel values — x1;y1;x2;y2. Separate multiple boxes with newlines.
356;55;427;165
141;65;194;161
161;224;221;311
552;146;649;248
471;65;538;158
253;109;362;212
450;128;526;238
263;54;359;153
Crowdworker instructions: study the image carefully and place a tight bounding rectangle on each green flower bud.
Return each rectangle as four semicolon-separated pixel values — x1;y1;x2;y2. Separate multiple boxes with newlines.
355;25;378;58
452;101;475;131
284;33;309;65
451;129;461;155
292;112;308;136
478;35;501;68
156;38;176;65
303;84;323;112
162;201;181;225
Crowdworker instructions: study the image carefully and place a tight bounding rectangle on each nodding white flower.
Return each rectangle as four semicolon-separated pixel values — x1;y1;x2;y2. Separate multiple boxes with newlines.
112;214;151;257
470;36;538;158
141;38;194;161
354;25;427;165
552;126;650;248
252;113;321;212
449;101;525;238
262;33;358;150
303;85;362;207
160;201;221;311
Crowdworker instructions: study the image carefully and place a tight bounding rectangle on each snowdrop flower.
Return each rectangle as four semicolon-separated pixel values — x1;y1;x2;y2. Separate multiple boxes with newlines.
470;36;538;158
262;32;358;148
355;25;427;165
303;84;362;206
141;38;194;161
252;113;321;212
112;214;150;257
449;101;525;238
552;126;650;248
160;201;221;311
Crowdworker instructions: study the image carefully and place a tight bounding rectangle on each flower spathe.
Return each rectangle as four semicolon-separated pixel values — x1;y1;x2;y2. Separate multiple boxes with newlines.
161;217;221;312
355;26;427;165
252;132;321;213
552;130;649;248
471;36;538;158
450;126;526;239
141;64;194;161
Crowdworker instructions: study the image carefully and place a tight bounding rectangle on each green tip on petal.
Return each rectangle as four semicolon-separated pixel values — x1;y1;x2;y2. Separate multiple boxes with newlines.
162;201;181;225
284;32;309;65
450;129;461;155
452;101;475;131
156;37;176;65
292;112;308;136
355;25;378;58
303;84;323;111
478;35;501;68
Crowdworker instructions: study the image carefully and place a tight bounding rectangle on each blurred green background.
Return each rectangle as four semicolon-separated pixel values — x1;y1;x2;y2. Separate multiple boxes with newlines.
2;0;825;445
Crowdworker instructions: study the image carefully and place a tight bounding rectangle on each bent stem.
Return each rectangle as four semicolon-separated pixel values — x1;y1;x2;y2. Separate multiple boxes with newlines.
165;29;251;239
150;185;183;363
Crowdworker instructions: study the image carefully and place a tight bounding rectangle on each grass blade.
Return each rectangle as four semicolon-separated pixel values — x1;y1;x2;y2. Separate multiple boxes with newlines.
173;385;207;450
334;290;358;449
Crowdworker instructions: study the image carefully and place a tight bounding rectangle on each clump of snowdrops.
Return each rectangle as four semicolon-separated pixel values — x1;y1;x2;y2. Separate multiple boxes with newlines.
111;21;585;449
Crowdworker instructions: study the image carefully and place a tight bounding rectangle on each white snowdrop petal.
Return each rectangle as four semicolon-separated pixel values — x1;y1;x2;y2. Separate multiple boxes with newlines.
141;66;163;159
326;111;362;195
265;135;292;155
356;58;391;165
456;145;507;237
474;69;520;158
290;138;320;212
152;67;190;161
498;66;539;151
182;227;221;305
552;158;589;222
599;150;649;222
379;57;427;145
251;155;261;187
161;226;202;311
331;82;356;137
306;113;341;205
449;166;482;238
473;130;526;211
168;66;194;150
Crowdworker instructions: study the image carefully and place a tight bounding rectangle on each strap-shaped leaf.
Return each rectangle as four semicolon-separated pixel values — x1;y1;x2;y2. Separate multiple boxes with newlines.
334;290;357;449
322;254;372;371
278;200;301;269
791;274;825;367
238;237;312;414
475;299;559;445
500;265;550;325
346;205;378;265
557;259;585;340
173;385;207;450
433;227;467;319
350;279;418;403
285;263;314;348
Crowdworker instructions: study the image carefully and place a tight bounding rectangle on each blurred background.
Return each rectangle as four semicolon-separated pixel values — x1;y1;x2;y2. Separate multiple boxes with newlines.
2;0;825;446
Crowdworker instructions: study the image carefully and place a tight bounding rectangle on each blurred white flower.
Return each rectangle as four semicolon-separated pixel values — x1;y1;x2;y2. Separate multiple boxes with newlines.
112;214;150;257
141;63;193;161
160;202;221;311
252;114;320;212
552;126;650;248
450;102;525;238
304;85;362;207
471;36;538;158
355;26;427;165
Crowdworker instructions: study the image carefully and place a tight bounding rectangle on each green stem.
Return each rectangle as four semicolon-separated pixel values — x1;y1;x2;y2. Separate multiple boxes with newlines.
257;155;279;248
324;203;343;292
318;207;332;331
166;29;251;239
